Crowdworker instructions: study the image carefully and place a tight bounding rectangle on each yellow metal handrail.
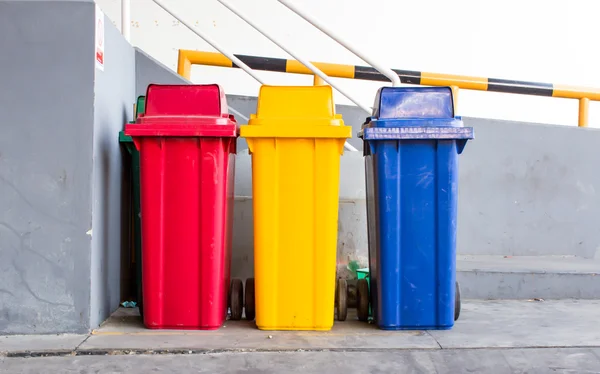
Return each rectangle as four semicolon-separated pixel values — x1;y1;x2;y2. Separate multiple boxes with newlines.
178;49;600;127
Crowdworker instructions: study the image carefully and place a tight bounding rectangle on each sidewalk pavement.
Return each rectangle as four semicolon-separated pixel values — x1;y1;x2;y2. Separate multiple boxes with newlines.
2;299;600;373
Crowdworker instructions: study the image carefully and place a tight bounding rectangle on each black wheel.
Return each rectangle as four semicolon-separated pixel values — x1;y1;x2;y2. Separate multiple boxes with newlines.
357;279;370;322
336;278;348;321
245;278;255;321
137;282;144;321
370;279;378;320
230;278;243;321
454;281;461;321
136;248;143;321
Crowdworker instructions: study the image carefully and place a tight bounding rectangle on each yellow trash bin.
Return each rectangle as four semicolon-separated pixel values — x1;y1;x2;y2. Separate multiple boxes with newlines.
241;85;352;331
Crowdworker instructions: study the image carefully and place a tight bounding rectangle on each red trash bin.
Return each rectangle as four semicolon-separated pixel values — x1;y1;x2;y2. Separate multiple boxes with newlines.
125;84;239;330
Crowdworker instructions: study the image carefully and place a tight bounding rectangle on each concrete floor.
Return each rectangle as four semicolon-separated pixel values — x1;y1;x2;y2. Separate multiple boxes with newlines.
2;300;600;373
3;348;600;373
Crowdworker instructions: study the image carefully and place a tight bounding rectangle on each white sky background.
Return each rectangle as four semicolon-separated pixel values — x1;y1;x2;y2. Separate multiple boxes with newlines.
97;0;600;126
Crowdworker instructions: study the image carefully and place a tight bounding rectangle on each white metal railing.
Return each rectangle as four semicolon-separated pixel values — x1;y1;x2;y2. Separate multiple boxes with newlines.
120;0;406;151
151;0;265;85
216;0;371;117
277;0;401;88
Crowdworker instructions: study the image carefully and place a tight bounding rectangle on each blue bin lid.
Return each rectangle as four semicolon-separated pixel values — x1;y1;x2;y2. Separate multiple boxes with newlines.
359;86;474;141
373;86;455;120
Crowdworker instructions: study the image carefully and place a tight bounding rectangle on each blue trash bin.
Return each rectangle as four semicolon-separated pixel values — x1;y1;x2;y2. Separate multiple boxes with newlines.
359;86;473;330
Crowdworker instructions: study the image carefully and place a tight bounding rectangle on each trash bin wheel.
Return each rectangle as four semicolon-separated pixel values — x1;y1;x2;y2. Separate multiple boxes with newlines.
336;278;348;321
357;278;370;322
454;281;461;321
230;278;244;321
137;282;144;321
245;278;255;321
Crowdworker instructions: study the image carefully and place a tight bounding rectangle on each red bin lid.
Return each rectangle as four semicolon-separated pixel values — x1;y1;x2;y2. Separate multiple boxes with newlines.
125;84;238;138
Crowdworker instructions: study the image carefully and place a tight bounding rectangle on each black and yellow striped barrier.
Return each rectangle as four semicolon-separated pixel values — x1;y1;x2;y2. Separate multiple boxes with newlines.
178;49;599;127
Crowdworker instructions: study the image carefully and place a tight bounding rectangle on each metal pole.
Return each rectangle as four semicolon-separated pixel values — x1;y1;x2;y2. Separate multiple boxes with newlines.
313;75;326;86
121;0;131;42
451;86;459;114
278;0;401;87
579;98;590;127
150;0;266;85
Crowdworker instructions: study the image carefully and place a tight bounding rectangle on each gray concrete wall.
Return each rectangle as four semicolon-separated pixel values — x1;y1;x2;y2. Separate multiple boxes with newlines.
89;14;135;329
0;1;95;334
459;118;600;259
0;0;139;334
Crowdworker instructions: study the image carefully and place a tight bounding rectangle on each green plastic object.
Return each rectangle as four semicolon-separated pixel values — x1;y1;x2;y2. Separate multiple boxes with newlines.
356;267;369;285
119;95;145;317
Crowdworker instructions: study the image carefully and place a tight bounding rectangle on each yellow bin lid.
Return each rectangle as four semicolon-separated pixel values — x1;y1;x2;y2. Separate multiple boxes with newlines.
241;85;352;139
